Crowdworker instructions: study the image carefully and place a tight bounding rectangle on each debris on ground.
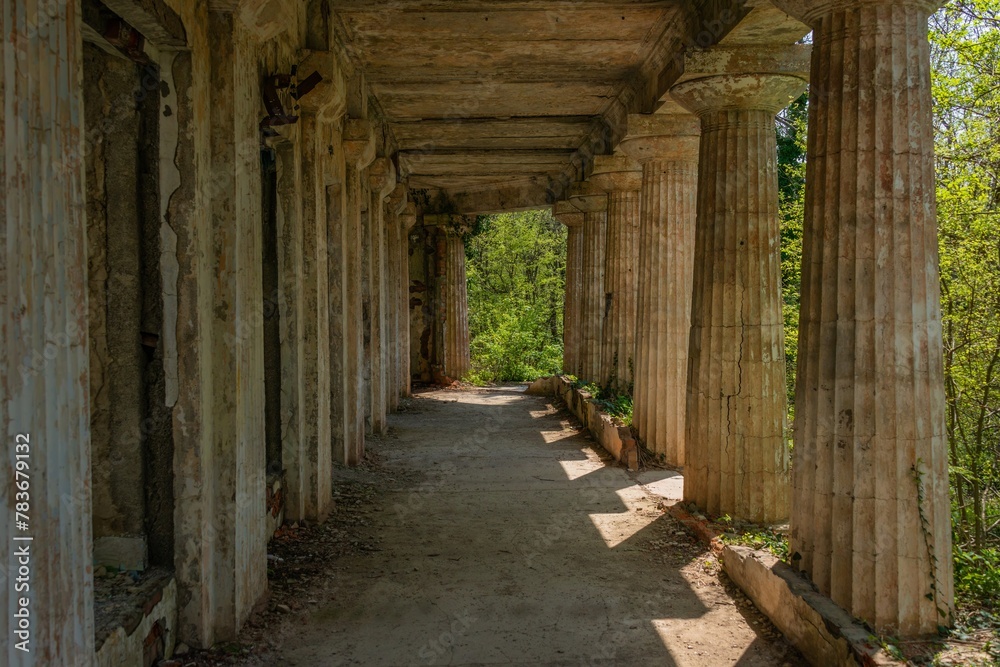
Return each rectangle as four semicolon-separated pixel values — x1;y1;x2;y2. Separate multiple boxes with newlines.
165;429;404;666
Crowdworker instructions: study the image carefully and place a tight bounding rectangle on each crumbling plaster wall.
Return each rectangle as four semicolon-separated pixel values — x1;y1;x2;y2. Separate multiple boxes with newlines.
84;41;152;572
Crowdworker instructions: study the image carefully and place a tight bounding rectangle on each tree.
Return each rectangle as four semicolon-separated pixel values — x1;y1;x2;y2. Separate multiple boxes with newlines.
777;94;808;410
465;210;566;383
931;0;1000;556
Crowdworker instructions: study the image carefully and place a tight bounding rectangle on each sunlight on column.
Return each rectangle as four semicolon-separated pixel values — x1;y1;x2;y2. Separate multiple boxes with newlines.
588;484;659;548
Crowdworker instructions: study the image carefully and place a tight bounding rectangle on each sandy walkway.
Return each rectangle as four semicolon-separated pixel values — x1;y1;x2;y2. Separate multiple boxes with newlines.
274;386;803;666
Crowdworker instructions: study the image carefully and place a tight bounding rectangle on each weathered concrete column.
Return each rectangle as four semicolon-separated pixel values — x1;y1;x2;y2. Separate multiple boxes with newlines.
554;202;585;377
775;0;953;634
385;184;409;410
399;203;418;396
618;114;700;466
278;48;344;523
671;56;807;523
339;118;376;465
447;231;471;380
202;10;270;642
277;116;333;524
0;1;96;661
367;158;396;435
590;156;642;393
429;217;471;381
569;182;608;384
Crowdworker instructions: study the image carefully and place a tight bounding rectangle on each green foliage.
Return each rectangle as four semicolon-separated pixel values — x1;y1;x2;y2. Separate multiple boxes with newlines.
593;392;633;427
777;94;808;412
720;525;791;562
569;378;632;425
954;546;1000;607
930;1;1000;559
465;210;566;383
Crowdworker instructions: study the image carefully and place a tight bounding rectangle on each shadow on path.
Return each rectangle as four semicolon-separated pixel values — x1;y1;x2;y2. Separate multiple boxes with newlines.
275;387;804;667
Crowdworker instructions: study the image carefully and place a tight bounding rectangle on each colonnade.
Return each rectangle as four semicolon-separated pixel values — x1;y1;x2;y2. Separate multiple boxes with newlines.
558;0;953;634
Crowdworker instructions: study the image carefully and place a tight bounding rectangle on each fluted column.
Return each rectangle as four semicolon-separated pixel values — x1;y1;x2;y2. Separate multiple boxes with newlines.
555;203;585;377
618;114;701;466
284;110;333;523
569;183;608;384
672;70;807;523
400;204;418;396
205;10;268;639
340;119;376;465
280;48;345;524
775;0;952;634
443;229;471;380
368;158;396;436
386;185;409;409
591;157;642;393
0;1;96;661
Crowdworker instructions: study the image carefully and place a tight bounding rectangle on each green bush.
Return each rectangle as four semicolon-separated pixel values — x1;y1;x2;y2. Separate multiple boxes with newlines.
954;546;1000;607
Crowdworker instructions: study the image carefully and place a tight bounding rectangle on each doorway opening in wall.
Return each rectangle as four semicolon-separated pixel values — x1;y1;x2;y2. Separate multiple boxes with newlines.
81;2;175;658
464;210;566;385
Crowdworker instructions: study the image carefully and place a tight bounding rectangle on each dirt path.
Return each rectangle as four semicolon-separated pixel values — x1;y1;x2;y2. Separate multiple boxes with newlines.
267;386;804;666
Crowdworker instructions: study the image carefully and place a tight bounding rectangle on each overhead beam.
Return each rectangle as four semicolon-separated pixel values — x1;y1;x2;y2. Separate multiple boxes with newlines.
438;180;557;215
371;81;617;120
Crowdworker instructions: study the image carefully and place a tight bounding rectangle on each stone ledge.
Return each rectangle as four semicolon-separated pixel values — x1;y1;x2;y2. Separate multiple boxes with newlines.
95;571;176;667
665;505;904;667
527;375;638;471
722;546;901;667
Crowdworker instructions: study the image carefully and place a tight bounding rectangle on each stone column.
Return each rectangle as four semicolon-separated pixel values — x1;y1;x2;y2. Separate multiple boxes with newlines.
443;225;471;380
590;156;642;393
367;158;396;436
276;49;345;524
340;119;376;465
0;1;96;661
386;184;409;410
569;182;608;384
554;202;585;377
281;115;333;522
399;203;418;396
671;63;807;523
618;114;700;467
204;10;268;640
775;0;952;634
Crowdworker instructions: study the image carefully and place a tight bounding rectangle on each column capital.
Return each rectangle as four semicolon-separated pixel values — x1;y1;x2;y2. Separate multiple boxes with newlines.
589;155;642;193
617;113;700;165
671;73;807;117
388;183;409;216
211;0;290;40
772;0;943;25
424;213;474;235
343;118;376;169
554;200;585;227
670;44;809;117
296;49;347;121
368;157;397;199
567;181;608;213
400;203;418;231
